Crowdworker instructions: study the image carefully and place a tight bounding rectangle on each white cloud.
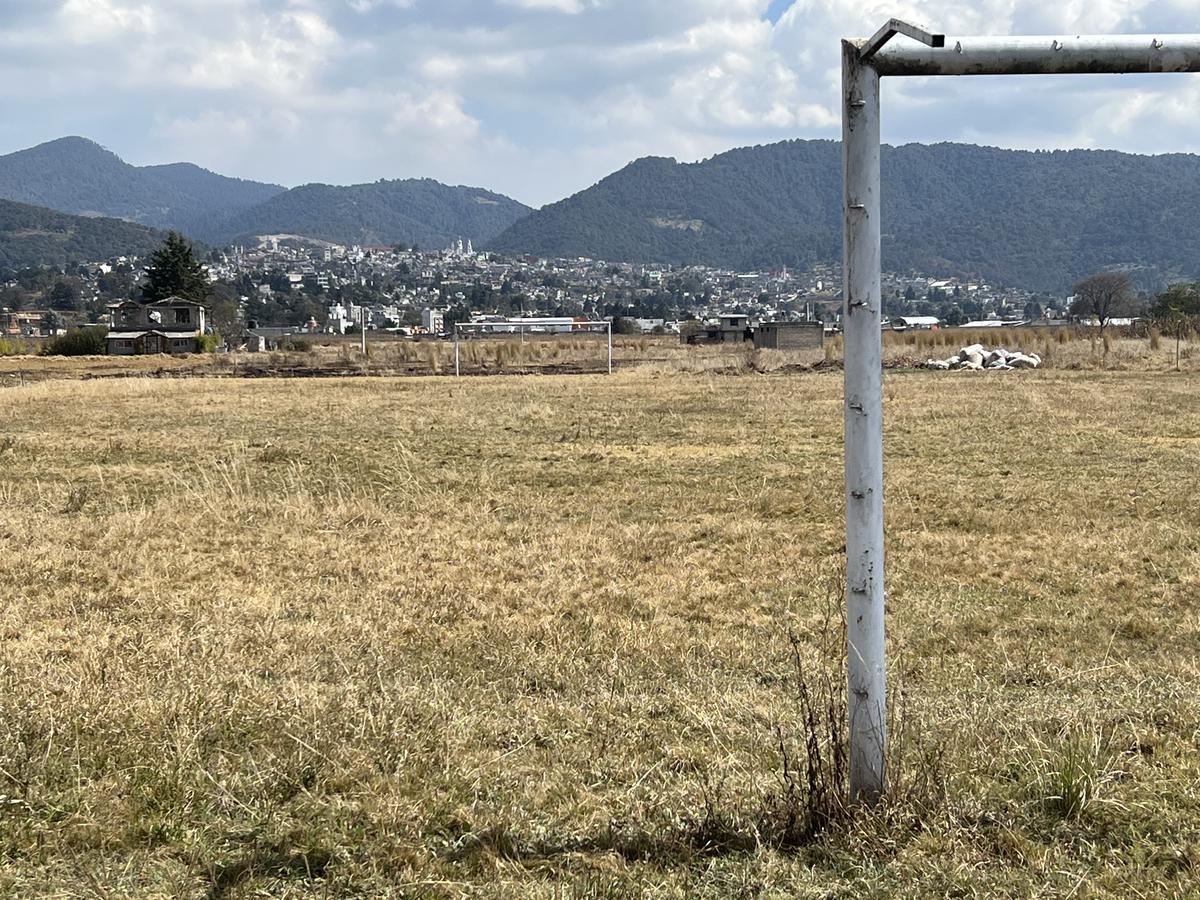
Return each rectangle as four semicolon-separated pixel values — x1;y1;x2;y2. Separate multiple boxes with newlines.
385;90;481;139
502;0;586;12
57;0;156;43
347;0;413;11
4;0;1200;206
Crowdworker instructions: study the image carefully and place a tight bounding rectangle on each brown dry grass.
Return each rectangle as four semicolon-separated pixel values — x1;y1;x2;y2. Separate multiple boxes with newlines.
1;368;1200;896
0;336;683;382
7;330;1200;385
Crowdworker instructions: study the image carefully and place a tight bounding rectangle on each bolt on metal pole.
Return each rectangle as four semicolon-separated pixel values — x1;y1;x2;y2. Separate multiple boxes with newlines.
841;38;886;805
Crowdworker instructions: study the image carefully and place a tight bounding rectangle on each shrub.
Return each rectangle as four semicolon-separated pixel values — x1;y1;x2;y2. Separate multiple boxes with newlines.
0;337;22;356
281;337;313;353
41;326;107;356
196;332;221;353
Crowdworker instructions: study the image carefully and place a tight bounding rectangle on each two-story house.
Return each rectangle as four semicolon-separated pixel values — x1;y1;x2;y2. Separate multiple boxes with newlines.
106;297;208;355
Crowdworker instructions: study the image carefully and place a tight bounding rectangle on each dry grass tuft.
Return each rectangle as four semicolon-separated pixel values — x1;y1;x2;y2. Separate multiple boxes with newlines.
1025;726;1120;821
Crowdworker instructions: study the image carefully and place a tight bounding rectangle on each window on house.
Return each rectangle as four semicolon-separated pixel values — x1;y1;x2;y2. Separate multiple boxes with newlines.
175;308;191;324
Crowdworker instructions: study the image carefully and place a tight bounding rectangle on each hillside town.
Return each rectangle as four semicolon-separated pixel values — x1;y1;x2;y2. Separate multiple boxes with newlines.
1;236;1075;346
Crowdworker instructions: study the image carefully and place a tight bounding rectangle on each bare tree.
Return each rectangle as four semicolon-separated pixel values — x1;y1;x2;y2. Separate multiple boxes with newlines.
1070;272;1137;337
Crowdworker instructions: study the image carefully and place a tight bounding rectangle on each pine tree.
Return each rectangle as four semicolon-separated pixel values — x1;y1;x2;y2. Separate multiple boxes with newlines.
142;231;208;303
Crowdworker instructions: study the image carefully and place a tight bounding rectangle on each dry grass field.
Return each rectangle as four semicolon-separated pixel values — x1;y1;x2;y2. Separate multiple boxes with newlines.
1;363;1199;897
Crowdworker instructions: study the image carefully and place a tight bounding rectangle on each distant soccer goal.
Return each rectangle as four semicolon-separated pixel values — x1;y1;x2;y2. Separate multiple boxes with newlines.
453;319;613;376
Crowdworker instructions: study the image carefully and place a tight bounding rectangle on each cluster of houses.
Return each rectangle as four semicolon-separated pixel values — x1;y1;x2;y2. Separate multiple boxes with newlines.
2;296;211;354
3;296;1128;358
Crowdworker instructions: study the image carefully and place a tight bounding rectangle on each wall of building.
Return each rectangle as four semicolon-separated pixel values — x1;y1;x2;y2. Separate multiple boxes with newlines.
753;323;824;351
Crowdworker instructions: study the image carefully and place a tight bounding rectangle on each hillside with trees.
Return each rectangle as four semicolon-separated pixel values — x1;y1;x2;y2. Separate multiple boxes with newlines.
0;137;284;235
0;137;532;254
489;140;1200;291
205;178;532;249
0;199;164;269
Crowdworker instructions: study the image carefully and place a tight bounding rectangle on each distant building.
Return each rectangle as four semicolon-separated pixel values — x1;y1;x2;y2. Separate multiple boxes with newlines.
422;308;445;333
247;326;301;351
753;322;825;350
327;303;351;334
892;316;941;331
1;309;52;337
961;319;1026;328
632;318;665;334
106;298;208;355
468;316;577;334
681;314;752;345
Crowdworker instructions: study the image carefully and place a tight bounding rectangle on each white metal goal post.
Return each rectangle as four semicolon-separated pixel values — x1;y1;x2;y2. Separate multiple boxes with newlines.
453;319;613;376
841;21;1200;805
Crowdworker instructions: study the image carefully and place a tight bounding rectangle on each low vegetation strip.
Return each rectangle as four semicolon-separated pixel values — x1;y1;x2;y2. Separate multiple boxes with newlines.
2;328;1198;384
0;371;1198;896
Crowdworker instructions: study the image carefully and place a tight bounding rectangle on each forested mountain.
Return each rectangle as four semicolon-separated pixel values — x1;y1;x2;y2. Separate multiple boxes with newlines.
0;199;164;269
0;137;532;252
13;134;1200;290
0;137;284;233
204;178;532;249
489;140;1200;291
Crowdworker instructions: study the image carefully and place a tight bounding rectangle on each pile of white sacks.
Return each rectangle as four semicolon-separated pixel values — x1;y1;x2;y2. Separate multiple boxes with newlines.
925;344;1041;371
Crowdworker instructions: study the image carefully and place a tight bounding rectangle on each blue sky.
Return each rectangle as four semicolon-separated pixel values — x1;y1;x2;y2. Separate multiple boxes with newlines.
1;0;1199;207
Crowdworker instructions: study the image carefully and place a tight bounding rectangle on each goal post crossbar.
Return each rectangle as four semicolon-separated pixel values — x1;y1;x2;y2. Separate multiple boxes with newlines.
453;319;613;376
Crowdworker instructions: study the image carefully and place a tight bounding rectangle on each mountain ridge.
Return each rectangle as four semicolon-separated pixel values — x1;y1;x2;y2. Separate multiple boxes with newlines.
10;135;1200;291
0;137;533;252
204;177;532;249
0;137;285;234
489;139;1200;291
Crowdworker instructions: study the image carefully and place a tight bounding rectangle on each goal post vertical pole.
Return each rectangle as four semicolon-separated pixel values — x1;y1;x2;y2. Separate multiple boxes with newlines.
454;325;460;378
607;322;613;375
842;39;887;805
